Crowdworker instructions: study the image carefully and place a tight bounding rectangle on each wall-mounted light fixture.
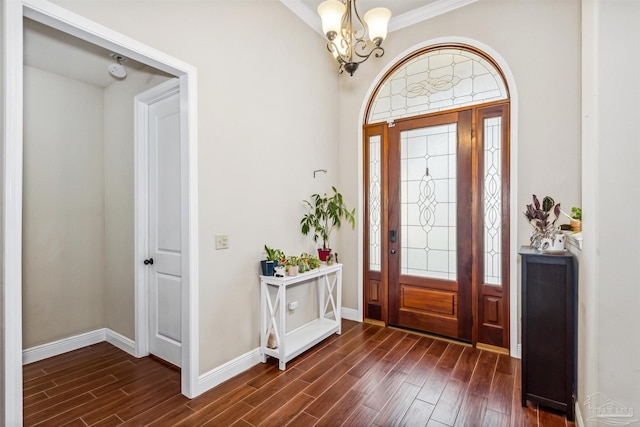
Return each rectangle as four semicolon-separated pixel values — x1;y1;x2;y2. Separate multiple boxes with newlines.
317;0;391;76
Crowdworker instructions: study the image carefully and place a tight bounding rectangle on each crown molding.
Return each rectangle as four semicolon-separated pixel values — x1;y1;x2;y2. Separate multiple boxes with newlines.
389;0;479;32
279;0;479;36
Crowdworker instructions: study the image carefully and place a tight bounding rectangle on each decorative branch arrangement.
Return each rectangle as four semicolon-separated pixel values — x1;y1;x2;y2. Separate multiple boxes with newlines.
524;194;561;249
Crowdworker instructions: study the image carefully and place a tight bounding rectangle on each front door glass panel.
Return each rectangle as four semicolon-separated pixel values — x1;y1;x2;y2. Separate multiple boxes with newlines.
400;123;457;280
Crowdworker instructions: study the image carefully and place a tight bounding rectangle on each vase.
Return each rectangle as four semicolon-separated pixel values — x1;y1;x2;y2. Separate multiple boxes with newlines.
260;260;270;275
265;261;275;276
540;234;565;253
318;248;331;261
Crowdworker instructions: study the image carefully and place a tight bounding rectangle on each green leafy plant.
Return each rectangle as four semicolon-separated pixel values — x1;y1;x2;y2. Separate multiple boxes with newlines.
264;245;285;265
285;255;299;267
298;252;321;272
571;207;582;221
300;186;356;250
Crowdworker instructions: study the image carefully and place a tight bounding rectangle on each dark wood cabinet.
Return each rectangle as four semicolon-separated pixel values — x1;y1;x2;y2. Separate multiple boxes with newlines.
519;246;577;421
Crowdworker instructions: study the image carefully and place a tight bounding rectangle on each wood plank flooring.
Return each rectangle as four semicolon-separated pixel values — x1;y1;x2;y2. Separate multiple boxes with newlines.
23;320;577;426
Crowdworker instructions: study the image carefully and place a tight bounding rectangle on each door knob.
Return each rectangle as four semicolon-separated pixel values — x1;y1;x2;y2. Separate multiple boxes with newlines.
144;258;154;265
390;249;396;254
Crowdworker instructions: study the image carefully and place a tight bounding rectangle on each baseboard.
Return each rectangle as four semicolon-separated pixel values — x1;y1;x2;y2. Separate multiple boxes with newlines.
341;307;361;322
512;343;522;359
196;348;262;396
23;328;138;365
105;329;136;357
23;329;106;365
575;401;585;427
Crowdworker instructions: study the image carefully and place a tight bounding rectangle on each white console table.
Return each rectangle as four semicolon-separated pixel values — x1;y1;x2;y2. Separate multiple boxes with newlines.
259;264;342;370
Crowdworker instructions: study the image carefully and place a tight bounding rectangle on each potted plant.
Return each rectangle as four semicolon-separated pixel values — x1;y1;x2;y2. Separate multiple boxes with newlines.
286;256;299;276
523;195;564;251
570;207;582;232
262;245;285;276
298;252;321;273
300;186;356;261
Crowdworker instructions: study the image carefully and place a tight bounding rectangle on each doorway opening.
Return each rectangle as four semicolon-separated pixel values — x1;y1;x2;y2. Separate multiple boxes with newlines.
362;44;511;350
4;1;199;422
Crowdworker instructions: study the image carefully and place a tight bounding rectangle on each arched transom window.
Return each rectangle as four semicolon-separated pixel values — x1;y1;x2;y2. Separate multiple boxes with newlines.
367;46;509;124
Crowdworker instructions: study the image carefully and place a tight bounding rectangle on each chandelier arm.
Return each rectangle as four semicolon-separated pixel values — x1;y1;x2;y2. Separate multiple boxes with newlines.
351;0;368;43
326;39;353;66
351;44;385;63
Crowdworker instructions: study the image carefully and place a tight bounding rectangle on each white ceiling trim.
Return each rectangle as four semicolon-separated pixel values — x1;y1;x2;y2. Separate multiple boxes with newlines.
279;0;479;36
389;0;479;32
280;0;324;35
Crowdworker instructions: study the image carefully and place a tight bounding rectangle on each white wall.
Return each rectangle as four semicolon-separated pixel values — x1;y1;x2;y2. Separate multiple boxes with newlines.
579;0;640;421
103;70;171;340
50;0;340;374
23;65;106;347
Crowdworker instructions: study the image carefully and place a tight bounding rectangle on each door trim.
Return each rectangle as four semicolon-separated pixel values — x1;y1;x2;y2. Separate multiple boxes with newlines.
3;2;200;422
357;37;520;357
134;78;181;361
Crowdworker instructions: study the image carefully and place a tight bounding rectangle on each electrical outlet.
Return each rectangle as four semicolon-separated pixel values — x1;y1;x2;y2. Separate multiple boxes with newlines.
288;301;298;310
215;235;229;250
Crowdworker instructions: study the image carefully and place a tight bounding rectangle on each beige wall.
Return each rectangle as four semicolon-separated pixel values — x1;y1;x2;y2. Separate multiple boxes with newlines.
51;0;340;373
0;0;5;418
334;0;582;318
103;71;171;340
23;65;106;347
579;0;640;420
47;0;584;374
23;60;171;347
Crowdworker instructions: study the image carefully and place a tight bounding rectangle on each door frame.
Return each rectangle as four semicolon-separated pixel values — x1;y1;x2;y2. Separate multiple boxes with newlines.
357;37;520;357
134;78;182;362
3;1;200;423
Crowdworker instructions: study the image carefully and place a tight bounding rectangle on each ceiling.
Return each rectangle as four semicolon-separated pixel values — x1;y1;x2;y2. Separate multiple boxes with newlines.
24;18;171;88
23;0;477;88
280;0;478;35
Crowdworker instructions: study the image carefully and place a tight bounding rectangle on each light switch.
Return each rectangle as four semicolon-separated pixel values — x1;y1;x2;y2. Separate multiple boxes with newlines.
215;235;229;250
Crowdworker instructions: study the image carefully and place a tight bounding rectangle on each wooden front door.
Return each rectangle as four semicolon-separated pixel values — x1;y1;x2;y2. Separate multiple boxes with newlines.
389;111;473;341
364;103;510;347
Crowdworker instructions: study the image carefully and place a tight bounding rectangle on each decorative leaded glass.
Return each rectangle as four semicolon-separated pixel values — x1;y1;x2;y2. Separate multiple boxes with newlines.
368;48;508;123
484;117;502;285
400;124;457;280
369;135;381;271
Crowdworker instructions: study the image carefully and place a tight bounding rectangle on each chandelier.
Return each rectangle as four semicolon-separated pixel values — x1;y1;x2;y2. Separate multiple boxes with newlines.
317;0;392;76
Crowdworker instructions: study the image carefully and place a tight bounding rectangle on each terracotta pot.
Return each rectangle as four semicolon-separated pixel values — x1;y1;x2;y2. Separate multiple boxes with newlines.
318;248;332;261
570;219;582;232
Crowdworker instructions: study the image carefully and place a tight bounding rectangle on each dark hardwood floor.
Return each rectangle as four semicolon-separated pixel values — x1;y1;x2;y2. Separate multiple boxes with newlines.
23;320;576;426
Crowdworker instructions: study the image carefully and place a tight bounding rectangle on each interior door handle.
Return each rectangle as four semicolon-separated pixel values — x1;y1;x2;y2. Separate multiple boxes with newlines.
389;230;396;243
144;258;154;265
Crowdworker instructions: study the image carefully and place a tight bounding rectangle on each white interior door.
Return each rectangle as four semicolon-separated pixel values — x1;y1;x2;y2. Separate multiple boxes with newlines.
147;87;182;367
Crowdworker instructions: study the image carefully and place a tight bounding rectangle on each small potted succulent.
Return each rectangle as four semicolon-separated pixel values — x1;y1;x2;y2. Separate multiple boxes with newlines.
524;195;564;251
286;256;299;276
300;186;356;261
570;207;582;232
